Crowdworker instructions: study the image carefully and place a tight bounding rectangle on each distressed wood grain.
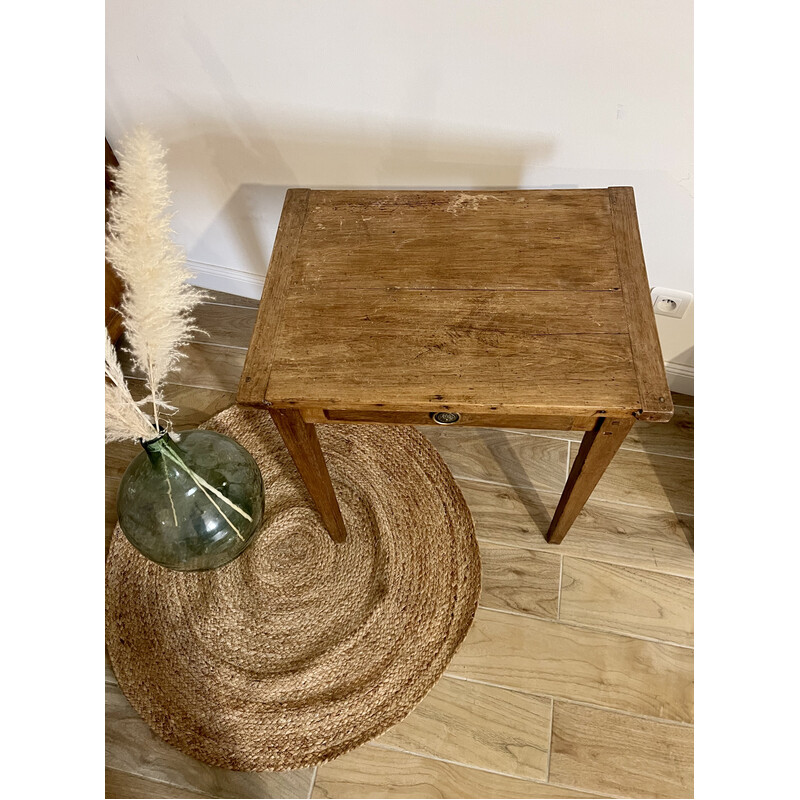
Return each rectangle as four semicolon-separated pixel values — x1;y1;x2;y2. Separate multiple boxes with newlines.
118;340;246;394
570;446;694;515
192;302;258;350
204;288;260;308
458;478;693;576
376;675;552;781
447;607;693;723
547;417;634;544
105;683;313;799
238;188;310;404
127;380;236;429
267;288;639;414
294;189;621;292
609;187;673;421
313;744;605;799
106;768;216;799
420;427;569;494
515;404;694;460
550;702;693;798
105;441;140;481
478;544;561;618
560;558;694;645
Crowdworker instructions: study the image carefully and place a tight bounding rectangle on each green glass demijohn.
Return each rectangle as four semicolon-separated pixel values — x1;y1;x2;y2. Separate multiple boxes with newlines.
117;428;264;571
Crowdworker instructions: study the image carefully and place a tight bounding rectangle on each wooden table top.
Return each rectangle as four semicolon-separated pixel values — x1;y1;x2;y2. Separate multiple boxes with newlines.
239;188;672;422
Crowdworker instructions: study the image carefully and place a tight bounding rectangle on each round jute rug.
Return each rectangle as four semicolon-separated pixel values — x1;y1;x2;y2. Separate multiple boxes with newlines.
106;405;481;772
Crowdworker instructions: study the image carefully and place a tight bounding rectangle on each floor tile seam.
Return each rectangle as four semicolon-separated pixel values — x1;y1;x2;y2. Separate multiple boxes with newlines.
549;696;696;729
187;340;249;352
546;697;555;782
515;430;693;461
307;765;318;799
556;613;694;650
121;376;236;394
560;554;695;583
619;448;693;461
475;537;694;580
205;301;259;311
121;376;238;395
424;428;571;442
441;674;694;728
451;474;570;499
121;340;248;363
499;430;694;462
565;440;571;482
454;475;693;516
477;603;695;649
105;767;217;799
365;741;611;796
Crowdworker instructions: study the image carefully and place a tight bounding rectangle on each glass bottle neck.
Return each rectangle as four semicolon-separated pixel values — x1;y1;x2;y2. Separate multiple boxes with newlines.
141;430;179;465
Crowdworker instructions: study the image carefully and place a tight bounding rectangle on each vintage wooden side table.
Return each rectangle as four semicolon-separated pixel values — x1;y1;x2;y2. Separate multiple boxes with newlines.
238;188;673;544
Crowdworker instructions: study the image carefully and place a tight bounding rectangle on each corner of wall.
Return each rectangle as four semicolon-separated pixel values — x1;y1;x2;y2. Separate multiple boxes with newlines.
188;260;265;301
664;361;694;395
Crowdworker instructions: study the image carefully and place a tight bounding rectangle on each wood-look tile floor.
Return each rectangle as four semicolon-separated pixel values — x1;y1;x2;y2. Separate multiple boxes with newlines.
106;290;694;799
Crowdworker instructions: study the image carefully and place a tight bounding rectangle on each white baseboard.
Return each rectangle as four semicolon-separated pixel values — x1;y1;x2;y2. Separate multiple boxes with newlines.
187;259;695;397
187;259;265;301
665;360;694;396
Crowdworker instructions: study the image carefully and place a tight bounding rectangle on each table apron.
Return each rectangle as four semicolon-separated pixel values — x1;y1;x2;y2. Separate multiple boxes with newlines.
299;408;600;431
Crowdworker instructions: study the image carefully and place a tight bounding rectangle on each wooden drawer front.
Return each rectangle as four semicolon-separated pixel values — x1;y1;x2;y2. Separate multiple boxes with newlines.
316;409;596;431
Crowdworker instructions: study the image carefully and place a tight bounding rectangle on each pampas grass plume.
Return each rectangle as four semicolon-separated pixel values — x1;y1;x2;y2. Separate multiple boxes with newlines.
105;331;155;442
104;130;255;534
105;128;208;435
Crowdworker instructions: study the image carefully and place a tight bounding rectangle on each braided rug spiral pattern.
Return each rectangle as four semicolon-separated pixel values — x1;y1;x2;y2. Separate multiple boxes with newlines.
106;405;481;771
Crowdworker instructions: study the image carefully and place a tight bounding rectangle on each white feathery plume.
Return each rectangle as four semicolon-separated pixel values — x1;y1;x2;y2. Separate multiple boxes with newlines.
105;331;157;442
104;130;250;534
105;128;208;431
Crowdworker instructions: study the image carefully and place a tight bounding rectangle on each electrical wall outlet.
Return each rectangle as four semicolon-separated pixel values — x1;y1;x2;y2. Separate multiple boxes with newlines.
650;287;693;319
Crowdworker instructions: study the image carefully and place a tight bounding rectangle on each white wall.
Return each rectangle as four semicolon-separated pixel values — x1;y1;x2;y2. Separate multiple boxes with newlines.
106;0;693;387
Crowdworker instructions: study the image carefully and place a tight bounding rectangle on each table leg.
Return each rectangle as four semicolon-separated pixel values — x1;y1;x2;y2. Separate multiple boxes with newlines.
269;408;347;543
546;416;634;544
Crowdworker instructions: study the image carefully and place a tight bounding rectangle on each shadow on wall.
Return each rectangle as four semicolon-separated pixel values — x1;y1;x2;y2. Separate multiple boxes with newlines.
155;121;558;280
109;15;561;280
674;346;694;368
